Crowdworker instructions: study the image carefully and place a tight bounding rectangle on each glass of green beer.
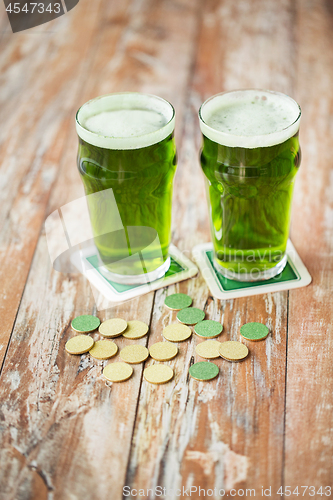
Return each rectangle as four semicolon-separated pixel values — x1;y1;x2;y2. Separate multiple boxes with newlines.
199;89;301;281
75;93;177;285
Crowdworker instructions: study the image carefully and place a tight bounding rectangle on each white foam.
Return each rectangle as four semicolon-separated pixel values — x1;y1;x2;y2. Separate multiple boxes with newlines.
76;93;175;150
199;90;301;148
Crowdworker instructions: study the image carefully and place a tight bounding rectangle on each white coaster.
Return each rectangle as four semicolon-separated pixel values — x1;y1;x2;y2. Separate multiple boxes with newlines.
71;244;198;304
192;240;312;300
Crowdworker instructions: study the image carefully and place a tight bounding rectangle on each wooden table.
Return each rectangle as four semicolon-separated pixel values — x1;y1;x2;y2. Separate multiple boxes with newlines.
0;0;332;498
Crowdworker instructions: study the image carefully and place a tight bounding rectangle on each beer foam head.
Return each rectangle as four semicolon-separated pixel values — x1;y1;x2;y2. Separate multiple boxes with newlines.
199;90;301;148
76;93;175;150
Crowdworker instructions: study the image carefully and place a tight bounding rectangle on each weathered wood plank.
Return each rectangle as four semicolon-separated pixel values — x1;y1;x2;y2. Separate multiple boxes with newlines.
0;232;155;500
0;0;201;498
284;0;333;495
126;0;296;495
127;290;288;495
1;0;332;498
0;0;106;368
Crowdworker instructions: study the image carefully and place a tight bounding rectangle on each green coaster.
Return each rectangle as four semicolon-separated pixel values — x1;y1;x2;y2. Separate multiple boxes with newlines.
176;308;205;325
71;315;100;333
240;322;269;341
164;293;192;311
192;241;312;300
70;244;198;304
189;361;219;381
194;320;223;338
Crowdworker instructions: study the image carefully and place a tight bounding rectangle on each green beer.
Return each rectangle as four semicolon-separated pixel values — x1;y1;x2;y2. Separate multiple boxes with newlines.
76;93;177;284
199;90;301;281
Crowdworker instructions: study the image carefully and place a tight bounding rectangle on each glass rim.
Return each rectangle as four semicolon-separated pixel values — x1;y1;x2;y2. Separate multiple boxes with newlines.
76;92;176;150
198;89;301;149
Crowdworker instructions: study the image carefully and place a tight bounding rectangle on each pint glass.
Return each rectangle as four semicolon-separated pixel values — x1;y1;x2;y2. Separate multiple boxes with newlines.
199;89;301;281
76;93;177;284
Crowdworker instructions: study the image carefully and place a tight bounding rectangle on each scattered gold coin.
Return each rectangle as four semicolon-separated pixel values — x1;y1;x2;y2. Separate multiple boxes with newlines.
120;345;149;364
162;323;192;342
143;364;174;384
65;335;94;355
195;340;222;359
89;340;118;360
149;342;178;361
219;341;249;361
99;318;127;338
122;320;149;339
103;362;133;382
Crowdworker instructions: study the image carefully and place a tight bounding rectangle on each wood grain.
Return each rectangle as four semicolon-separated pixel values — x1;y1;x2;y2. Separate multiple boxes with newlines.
127;290;289;495
0;0;203;498
0;0;332;498
284;0;333;495
126;0;295;496
0;0;105;368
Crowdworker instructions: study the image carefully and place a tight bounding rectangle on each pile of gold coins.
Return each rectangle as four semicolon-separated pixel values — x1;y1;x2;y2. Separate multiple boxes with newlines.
65;293;269;384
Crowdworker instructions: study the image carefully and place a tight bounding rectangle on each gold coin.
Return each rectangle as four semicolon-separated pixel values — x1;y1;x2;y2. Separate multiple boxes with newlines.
219;341;249;361
149;342;178;361
99;318;127;338
103;362;133;382
65;335;94;355
195;340;222;359
89;340;118;360
120;345;149;364
122;320;149;339
143;364;174;384
162;323;192;342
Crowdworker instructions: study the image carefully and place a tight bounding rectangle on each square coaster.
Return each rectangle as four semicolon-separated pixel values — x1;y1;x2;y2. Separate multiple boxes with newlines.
71;244;198;304
192;240;312;300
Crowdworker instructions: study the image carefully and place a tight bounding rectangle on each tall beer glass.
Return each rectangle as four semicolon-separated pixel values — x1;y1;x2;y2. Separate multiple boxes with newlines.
199;89;301;281
76;93;176;285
